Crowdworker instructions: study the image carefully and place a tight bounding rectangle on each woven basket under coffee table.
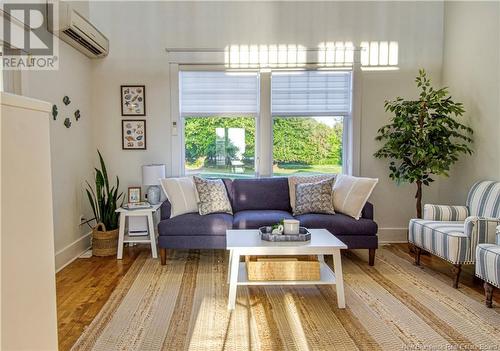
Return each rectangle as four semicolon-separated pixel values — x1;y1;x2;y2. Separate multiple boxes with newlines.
226;228;348;310
245;255;320;281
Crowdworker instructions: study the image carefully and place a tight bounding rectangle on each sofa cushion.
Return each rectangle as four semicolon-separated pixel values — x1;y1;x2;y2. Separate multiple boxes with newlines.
159;176;198;218
233;210;294;229
158;213;233;236
222;178;235;207
294;213;378;236
294;178;335;215
288;174;335;212
333;174;378;220
232;178;291;212
193;176;233;215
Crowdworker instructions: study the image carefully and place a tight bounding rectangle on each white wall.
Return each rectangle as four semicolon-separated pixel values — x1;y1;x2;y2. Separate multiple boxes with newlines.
22;3;94;269
88;1;445;242
1;93;58;351
439;1;500;205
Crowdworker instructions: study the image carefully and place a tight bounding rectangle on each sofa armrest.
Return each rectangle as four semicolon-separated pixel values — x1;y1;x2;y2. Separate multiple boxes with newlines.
361;202;374;220
496;226;500;245
160;199;172;220
423;204;469;221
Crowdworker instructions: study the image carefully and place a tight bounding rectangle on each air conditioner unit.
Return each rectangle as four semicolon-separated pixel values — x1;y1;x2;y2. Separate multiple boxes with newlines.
47;2;109;58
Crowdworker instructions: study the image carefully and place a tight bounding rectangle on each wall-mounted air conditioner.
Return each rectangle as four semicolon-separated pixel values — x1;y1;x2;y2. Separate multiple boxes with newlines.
48;2;109;58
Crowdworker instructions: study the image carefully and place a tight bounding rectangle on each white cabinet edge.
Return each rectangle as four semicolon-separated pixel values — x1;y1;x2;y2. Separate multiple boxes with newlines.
0;92;52;113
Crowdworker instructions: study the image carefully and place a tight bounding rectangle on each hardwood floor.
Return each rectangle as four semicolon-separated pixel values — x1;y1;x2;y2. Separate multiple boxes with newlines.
56;244;499;351
56;245;146;351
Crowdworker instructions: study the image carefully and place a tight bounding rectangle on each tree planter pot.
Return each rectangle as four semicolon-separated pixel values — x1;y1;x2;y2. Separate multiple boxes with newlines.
92;223;118;257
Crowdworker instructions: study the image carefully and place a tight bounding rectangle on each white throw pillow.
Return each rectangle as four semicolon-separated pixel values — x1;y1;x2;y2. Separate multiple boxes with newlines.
288;174;335;212
159;176;199;218
333;174;378;220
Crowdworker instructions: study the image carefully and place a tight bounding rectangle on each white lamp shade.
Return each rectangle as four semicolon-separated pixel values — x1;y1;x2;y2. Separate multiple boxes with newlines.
142;164;166;186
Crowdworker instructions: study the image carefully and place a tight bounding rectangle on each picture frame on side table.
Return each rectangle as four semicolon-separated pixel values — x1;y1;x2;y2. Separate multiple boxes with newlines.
122;120;146;150
121;85;146;116
128;187;142;203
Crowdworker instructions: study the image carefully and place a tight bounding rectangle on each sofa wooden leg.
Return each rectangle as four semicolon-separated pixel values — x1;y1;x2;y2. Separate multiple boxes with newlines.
368;248;376;266
414;247;422;266
160;248;167;266
451;264;462;289
484;282;494;308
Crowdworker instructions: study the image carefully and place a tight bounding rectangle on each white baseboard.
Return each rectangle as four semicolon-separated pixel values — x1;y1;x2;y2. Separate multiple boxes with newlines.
55;231;92;273
378;227;408;243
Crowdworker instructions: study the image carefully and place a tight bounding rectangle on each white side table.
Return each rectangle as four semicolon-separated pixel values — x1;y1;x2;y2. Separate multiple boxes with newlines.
115;203;161;259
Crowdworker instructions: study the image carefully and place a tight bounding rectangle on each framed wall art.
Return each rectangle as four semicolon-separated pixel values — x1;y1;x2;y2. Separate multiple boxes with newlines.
122;120;146;150
121;85;146;116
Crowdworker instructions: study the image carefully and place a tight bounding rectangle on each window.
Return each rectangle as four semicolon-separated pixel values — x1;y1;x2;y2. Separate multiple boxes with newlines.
178;69;352;178
180;71;259;178
271;71;352;175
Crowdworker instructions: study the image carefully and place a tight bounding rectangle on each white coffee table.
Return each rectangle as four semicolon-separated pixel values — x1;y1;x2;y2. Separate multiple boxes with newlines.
225;229;348;310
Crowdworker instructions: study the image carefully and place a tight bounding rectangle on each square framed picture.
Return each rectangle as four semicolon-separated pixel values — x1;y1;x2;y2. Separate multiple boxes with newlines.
128;187;141;203
122;120;146;150
121;85;146;116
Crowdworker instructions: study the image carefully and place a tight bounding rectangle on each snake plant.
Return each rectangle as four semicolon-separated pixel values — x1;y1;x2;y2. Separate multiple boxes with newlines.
86;150;123;231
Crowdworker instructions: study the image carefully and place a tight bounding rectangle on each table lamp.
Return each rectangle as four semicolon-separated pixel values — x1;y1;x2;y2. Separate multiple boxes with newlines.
142;164;165;205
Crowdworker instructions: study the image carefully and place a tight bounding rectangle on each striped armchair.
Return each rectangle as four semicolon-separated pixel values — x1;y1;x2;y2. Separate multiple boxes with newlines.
409;180;500;288
475;228;500;307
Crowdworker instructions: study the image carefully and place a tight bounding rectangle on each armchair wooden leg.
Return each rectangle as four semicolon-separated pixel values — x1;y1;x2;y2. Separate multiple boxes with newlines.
160;248;167;266
368;248;376;266
408;243;416;254
451;264;462;289
414;247;422;266
484;282;494;308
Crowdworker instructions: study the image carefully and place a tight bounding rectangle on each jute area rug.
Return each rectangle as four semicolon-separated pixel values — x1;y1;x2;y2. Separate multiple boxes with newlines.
71;247;500;351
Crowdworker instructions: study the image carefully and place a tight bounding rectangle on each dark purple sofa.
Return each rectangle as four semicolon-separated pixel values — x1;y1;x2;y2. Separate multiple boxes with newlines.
158;177;378;265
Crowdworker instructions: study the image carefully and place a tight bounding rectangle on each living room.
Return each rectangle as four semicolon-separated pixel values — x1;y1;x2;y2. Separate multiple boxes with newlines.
1;1;499;350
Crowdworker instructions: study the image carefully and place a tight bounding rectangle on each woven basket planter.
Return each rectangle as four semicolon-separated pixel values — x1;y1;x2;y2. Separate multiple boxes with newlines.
92;223;119;257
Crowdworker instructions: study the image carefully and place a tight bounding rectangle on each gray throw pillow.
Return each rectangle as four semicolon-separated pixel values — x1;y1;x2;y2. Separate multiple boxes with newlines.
193;176;233;215
294;178;335;215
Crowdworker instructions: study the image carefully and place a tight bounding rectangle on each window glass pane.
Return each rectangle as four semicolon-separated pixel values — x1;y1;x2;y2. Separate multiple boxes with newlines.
184;117;256;178
273;116;343;176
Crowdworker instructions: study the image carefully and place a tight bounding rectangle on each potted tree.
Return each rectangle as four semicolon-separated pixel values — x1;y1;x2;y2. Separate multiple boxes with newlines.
374;69;473;219
86;150;123;256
